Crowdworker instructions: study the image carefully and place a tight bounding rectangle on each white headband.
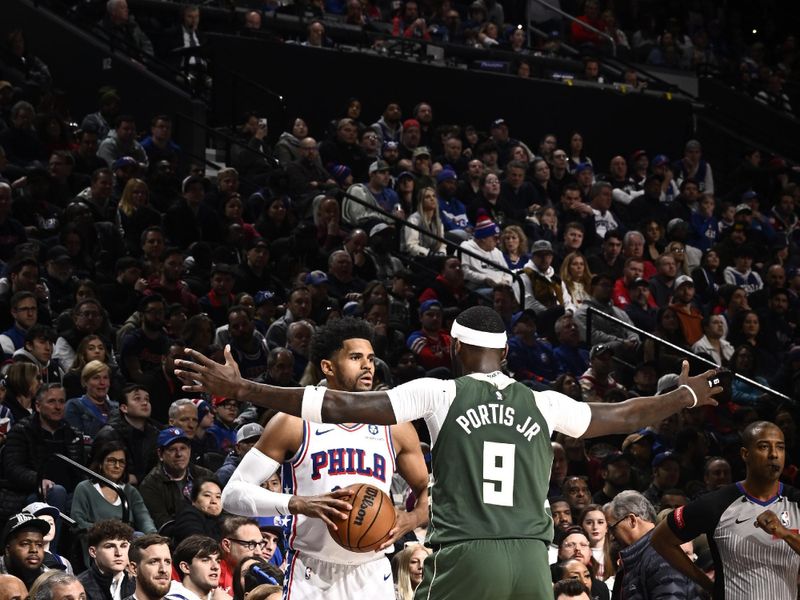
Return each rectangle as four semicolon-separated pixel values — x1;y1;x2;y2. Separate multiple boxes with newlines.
451;321;507;349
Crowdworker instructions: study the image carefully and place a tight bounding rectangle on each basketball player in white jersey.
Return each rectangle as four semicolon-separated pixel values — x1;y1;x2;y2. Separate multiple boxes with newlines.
221;318;429;599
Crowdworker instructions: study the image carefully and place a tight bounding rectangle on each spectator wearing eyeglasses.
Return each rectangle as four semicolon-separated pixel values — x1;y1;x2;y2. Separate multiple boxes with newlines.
218;516;268;596
139;427;214;528
604;491;700;599
71;441;156;546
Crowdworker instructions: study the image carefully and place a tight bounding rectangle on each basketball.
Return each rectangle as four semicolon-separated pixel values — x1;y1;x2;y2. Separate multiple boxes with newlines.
327;483;397;552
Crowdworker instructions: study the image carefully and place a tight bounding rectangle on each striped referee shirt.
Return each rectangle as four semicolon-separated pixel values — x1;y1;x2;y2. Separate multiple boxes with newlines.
667;482;800;600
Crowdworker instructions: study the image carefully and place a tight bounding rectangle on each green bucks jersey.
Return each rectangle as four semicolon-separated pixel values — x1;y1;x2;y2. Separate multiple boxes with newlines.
427;373;556;546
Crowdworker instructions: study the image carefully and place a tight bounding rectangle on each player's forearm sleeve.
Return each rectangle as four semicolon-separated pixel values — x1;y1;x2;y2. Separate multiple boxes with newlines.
221;448;291;517
386;377;456;424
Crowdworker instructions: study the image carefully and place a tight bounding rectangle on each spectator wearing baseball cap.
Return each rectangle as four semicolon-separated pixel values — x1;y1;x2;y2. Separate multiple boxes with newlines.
233;238;285;301
669;275;704;345
459;214;512;295
593;451;632;505
342;159;398;231
578;344;628;403
643;452;681;508
138;427;214;529
436;168;471;244
216;422;264;486
507;310;558;387
406;300;452;374
521;239;566;318
21;502;73;573
0;512;51;588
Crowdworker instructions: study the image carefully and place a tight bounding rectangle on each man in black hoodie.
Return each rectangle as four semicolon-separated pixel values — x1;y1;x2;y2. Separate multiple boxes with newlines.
78;520;136;600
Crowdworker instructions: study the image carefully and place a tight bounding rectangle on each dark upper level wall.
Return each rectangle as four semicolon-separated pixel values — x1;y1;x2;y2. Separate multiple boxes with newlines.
207;32;694;169
5;0;206;160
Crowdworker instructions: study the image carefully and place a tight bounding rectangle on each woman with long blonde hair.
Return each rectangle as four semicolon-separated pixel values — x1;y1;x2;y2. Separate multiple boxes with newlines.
560;251;593;313
393;544;432;600
402;186;445;256
116;178;160;252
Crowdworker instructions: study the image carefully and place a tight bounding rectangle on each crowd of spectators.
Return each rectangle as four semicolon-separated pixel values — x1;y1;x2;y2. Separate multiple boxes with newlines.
0;1;800;598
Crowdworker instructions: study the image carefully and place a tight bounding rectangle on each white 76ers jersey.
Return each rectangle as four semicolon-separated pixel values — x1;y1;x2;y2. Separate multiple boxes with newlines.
282;421;397;565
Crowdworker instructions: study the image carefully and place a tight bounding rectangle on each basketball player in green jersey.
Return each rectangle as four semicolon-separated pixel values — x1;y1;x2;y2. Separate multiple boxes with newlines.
176;306;723;599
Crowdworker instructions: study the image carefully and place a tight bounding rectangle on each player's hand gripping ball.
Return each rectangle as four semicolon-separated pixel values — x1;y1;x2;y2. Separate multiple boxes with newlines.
327;483;396;552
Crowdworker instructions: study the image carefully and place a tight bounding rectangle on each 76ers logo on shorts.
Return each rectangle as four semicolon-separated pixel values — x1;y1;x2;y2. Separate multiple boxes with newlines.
305;567;312;580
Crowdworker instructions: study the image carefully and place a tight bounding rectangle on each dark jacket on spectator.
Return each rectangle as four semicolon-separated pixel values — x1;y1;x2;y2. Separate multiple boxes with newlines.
78;563;136;600
2;413;85;493
94;412;161;483
172;503;223;545
612;529;701;599
138;463;213;528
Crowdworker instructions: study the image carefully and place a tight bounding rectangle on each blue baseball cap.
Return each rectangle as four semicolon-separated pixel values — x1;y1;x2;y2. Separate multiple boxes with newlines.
510;309;537;329
652;451;679;469
418;299;442;314
254;290;276;307
305;270;328;286
158;427;190;448
257;515;287;540
436;169;457;184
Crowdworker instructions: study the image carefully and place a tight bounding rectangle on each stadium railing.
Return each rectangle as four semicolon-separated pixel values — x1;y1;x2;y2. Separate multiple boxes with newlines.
584;305;792;405
528;0;616;57
51;453;131;524
337;186;527;303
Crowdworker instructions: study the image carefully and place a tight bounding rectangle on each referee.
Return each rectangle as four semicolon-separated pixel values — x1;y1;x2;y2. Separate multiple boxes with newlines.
651;420;800;600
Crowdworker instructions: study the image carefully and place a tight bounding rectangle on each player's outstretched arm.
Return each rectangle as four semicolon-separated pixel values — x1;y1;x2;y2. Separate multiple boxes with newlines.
650;520;714;592
755;510;800;555
174;346;399;424
581;361;722;438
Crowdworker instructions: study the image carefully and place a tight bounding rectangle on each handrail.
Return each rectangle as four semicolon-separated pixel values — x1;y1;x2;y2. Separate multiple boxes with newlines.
338;187;527;302
176;112;280;169
584;305;792;404
528;0;616;57
53;453;130;524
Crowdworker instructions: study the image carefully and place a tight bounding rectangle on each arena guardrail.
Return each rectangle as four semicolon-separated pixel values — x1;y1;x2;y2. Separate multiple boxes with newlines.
584;305;792;404
53;453;131;524
337;186;527;303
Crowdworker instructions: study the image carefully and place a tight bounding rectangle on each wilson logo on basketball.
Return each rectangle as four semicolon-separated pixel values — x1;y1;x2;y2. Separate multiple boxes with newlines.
354;486;378;526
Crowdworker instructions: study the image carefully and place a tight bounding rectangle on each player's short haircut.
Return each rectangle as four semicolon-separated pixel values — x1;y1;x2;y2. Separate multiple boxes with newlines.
453;306;505;337
86;519;134;548
553;578;590;598
741;420;781;450
128;534;171;565
174;535;220;580
309;317;374;366
606;490;656;524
